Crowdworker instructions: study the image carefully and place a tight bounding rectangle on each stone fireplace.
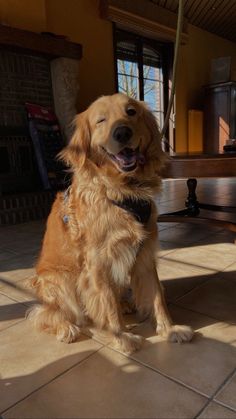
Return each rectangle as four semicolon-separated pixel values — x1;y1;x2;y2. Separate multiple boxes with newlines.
0;24;82;224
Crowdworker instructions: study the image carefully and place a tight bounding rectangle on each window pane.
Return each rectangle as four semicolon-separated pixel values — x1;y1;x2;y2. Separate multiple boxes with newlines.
143;65;162;81
117;59;138;77
116;39;138;63
144;79;163;112
143;44;164;128
143;44;162;68
152;111;164;130
118;73;139;99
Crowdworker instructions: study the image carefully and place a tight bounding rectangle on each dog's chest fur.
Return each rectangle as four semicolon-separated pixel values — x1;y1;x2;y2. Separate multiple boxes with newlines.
65;189;152;287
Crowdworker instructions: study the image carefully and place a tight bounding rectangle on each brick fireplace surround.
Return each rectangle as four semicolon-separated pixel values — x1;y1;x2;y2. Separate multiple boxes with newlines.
0;24;82;225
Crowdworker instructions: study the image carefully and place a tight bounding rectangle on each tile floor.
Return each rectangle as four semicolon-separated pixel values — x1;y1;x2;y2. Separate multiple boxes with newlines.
0;178;236;418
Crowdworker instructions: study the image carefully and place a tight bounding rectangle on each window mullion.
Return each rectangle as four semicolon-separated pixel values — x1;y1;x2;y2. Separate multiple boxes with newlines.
137;39;144;100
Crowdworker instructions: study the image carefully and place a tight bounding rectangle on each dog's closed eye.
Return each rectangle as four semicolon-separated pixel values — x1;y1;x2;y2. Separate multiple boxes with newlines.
96;117;106;124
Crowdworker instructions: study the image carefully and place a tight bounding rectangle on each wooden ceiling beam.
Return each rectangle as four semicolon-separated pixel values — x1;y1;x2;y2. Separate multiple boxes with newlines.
0;24;82;60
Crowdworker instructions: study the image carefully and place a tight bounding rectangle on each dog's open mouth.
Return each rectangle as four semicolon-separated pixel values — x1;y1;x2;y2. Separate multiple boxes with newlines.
104;147;146;172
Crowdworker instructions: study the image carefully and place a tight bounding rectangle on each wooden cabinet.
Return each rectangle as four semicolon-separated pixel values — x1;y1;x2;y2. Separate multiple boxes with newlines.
204;82;236;153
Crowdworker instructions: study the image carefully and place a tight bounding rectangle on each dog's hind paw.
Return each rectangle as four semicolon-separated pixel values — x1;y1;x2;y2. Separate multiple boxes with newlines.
56;322;81;343
166;324;194;343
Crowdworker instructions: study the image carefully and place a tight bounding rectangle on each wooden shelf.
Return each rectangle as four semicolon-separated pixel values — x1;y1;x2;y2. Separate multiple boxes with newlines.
0;24;82;60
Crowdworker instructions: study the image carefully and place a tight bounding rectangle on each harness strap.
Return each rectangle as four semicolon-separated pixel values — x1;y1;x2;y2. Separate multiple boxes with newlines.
62;187;71;224
62;187;151;225
111;197;151;224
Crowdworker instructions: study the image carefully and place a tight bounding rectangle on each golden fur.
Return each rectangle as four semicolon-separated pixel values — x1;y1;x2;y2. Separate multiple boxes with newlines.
29;93;193;354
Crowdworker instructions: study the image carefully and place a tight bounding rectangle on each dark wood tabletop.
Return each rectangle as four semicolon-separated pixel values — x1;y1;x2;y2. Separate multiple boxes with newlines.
162;153;236;178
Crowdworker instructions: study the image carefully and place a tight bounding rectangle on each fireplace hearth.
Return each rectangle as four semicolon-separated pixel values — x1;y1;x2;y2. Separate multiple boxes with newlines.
0;49;54;195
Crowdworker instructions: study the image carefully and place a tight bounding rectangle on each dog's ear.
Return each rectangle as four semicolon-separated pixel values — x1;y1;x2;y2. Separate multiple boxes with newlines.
58;110;90;169
141;103;167;172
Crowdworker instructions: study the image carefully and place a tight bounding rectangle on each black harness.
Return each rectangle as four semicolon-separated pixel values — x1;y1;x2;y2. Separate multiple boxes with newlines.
62;188;151;225
111;197;152;224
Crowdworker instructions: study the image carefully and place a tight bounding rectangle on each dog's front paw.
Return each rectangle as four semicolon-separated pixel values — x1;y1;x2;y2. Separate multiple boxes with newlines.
56;322;81;343
166;325;194;343
113;332;144;354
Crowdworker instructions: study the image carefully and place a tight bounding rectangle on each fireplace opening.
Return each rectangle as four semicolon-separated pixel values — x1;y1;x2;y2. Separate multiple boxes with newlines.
0;48;57;195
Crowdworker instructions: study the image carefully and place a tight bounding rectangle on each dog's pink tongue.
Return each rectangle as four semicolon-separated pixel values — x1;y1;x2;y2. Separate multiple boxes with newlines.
115;148;146;167
116;149;137;165
116;155;136;165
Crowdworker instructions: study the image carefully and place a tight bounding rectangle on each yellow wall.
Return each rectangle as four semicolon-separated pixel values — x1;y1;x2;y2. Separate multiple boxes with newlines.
176;24;236;152
45;0;115;111
0;0;115;111
1;0;236;151
0;0;46;32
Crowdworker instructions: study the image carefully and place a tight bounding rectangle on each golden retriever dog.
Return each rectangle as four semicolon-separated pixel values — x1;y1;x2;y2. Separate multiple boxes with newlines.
29;93;193;354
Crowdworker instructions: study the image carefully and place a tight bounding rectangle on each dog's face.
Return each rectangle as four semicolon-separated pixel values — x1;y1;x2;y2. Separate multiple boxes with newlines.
62;93;165;175
88;94;152;172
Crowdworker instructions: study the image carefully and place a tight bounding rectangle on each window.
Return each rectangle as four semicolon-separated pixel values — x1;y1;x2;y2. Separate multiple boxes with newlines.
114;28;173;147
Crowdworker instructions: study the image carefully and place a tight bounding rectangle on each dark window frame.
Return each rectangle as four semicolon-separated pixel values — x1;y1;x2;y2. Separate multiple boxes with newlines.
113;26;174;150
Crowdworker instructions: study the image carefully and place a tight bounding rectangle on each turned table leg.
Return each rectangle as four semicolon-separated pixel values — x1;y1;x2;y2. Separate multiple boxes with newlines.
185;178;200;216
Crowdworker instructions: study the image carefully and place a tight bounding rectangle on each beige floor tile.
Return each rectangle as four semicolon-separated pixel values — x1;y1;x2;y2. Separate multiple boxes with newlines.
0;254;36;282
0;249;17;262
129;306;236;396
215;371;236;410
157;258;215;302
199;402;236;418
3;346;207;419
86;313;142;346
176;276;236;323
169;305;220;330
0;278;37;305
222;263;236;282
0;293;26;331
158;226;212;245
158;240;186;257
196;231;236;255
157;222;180;231
0;226;43;256
3;239;41;256
166;245;236;271
0;320;102;413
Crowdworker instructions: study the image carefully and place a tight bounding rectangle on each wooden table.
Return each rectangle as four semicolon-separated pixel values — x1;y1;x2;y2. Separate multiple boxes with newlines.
158;154;236;232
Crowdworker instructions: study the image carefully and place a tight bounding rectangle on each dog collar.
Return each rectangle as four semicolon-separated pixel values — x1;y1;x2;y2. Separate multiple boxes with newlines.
111;197;151;224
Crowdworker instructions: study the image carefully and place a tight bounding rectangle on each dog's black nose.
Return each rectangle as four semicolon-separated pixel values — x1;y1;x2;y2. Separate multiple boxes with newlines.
113;126;133;144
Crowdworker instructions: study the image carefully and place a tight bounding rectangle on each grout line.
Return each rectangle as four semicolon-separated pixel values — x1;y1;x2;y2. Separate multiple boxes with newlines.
0;291;36;308
172;275;217;304
158;222;235;264
221;259;236;273
172;259;236;307
169;302;221;326
194;398;214;418
0;318;26;333
103;343;209;399
194;367;236;418
213;399;236;413
0;345;104;416
213;367;236;401
169;277;214;305
160;254;220;273
172;302;236;327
